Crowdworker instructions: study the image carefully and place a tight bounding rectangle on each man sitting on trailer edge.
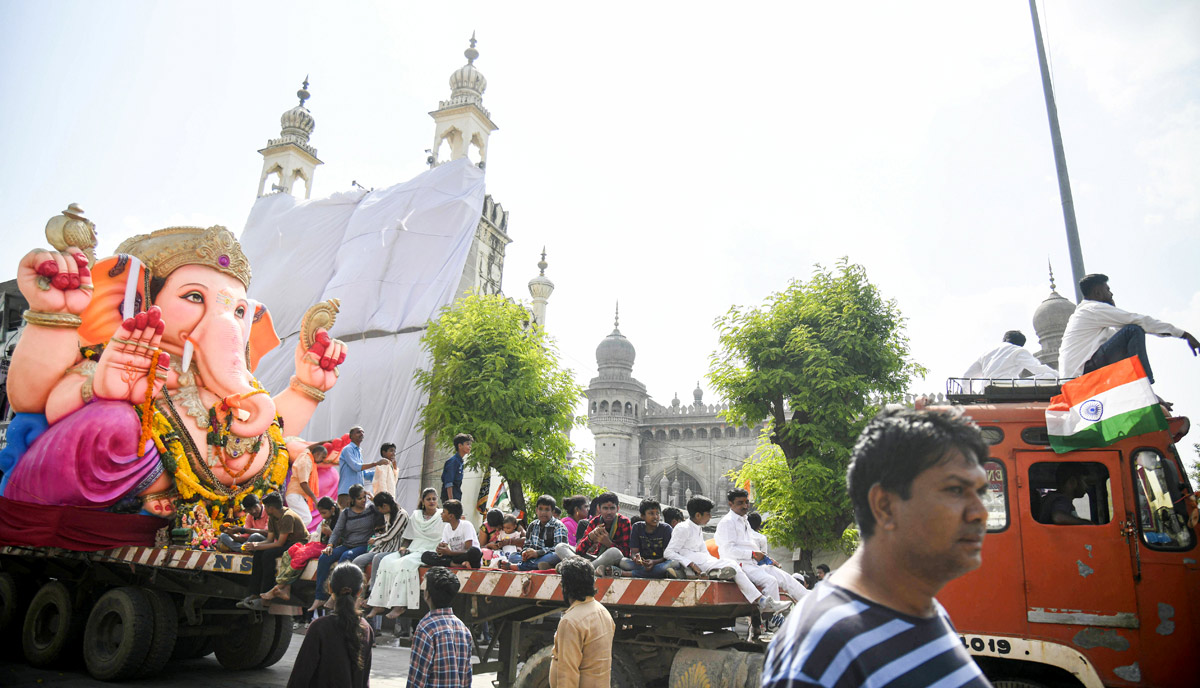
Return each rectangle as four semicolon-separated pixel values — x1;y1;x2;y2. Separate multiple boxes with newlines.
762;408;991;688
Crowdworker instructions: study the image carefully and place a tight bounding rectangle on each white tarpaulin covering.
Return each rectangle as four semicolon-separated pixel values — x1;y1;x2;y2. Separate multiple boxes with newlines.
240;159;485;510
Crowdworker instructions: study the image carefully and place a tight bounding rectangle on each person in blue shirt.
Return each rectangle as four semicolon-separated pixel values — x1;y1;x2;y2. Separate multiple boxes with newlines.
441;433;472;501
337;426;386;506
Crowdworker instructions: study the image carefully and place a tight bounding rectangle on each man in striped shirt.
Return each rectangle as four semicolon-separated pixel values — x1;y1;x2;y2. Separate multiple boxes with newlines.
763;408;992;688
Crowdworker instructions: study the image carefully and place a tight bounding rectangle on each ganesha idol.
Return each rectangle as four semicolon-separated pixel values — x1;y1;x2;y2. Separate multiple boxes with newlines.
1;216;346;535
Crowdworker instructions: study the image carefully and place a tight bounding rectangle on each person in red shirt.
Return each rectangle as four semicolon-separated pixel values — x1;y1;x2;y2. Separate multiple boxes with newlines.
219;494;270;552
554;492;630;576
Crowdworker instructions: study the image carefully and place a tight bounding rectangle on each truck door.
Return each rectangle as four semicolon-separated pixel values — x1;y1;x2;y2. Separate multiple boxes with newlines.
1017;451;1140;634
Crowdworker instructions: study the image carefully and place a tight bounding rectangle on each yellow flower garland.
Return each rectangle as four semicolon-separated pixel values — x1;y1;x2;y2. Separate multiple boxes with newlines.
144;403;289;516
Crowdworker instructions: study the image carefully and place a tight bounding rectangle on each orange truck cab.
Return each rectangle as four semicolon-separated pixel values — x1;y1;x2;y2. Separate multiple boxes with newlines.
932;383;1198;688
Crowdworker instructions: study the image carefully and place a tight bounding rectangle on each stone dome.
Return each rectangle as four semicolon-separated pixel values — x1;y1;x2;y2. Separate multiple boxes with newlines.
450;62;487;98
596;326;636;369
596;305;636;369
281;105;314;139
449;39;487;100
693;383;703;404
1033;288;1075;339
280;80;315;141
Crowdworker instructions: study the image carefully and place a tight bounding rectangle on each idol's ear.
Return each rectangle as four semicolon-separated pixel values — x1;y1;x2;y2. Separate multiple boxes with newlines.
78;255;146;347
247;304;281;373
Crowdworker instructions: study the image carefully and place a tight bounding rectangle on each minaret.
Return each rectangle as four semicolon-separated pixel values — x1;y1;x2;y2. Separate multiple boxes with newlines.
430;33;497;168
527;248;554;327
257;78;323;199
1032;262;1076;369
587;304;648;491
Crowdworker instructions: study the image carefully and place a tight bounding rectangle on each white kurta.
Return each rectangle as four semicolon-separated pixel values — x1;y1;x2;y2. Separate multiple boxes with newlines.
368;508;442;609
665;519;760;603
963;342;1058;380
715;511;807;602
1059;301;1184;378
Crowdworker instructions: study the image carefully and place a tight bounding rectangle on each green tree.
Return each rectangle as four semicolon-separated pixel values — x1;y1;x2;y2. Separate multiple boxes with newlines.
710;260;923;571
415;293;590;513
1190;443;1200;486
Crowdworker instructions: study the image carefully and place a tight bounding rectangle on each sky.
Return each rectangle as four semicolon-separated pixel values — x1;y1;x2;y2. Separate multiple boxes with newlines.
1;1;1197;466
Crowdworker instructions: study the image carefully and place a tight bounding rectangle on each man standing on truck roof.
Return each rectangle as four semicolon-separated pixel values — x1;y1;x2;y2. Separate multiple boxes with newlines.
1059;273;1199;386
963;330;1058;380
762;408;991;688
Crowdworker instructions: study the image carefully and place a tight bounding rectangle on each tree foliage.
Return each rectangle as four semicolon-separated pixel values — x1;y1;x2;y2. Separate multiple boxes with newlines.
415;293;590;512
711;260;923;559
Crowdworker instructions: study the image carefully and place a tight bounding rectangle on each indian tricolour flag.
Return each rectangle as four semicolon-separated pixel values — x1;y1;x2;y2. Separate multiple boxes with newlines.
1046;356;1167;453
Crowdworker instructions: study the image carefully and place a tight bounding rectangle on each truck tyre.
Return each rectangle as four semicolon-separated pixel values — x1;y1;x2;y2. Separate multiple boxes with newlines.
214;613;278;670
82;586;154;681
512;644;553;688
0;572;33;650
137;588;179;677
170;634;215;660
512;644;644;688
611;647;646;688
22;580;85;667
256;613;293;669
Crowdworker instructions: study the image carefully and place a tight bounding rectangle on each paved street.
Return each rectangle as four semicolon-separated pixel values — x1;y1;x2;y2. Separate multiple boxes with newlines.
0;629;500;687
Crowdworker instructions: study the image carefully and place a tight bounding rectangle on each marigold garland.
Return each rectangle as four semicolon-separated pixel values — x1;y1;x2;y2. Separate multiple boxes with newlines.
139;401;289;545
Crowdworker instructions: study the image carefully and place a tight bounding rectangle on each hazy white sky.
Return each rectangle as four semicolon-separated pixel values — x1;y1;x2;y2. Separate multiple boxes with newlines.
2;1;1197;463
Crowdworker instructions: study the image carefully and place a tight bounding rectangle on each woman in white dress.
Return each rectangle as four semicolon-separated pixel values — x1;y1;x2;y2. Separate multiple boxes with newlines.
365;487;441;619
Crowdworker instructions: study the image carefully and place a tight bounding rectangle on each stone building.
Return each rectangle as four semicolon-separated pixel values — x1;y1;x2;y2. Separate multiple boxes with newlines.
586;307;764;517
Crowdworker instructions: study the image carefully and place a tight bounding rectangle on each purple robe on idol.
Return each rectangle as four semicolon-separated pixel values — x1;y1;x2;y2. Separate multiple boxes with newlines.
4;400;162;509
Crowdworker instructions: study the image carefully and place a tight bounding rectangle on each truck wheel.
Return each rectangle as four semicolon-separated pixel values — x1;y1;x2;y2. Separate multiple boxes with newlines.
22;580;85;667
214;614;278;670
611;647;646;688
256;613;293;669
136;588;179;677
171;634;215;660
0;572;32;649
83;586;154;681
512;644;553;688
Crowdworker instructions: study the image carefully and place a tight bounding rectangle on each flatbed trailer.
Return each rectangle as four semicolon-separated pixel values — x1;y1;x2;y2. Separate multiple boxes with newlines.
0;542;774;686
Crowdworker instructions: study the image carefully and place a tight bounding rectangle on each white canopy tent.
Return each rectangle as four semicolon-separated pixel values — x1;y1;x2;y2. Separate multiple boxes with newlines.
241;159;485;510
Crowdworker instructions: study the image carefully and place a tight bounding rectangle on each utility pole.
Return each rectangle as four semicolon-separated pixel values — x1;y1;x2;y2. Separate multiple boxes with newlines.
1029;0;1085;303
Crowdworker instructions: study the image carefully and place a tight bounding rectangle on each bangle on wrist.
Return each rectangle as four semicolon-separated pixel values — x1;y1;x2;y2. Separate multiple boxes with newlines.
289;375;325;402
23;310;82;329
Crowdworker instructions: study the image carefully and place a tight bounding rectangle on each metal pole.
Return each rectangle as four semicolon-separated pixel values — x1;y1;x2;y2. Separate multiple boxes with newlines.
1029;0;1086;302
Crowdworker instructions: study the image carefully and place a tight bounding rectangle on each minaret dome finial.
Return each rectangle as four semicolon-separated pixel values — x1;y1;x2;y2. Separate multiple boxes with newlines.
297;76;311;107
465;32;479;64
1048;259;1056;292
538;247;547;276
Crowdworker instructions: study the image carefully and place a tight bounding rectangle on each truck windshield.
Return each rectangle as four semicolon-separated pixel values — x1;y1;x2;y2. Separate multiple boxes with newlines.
1133;449;1195;550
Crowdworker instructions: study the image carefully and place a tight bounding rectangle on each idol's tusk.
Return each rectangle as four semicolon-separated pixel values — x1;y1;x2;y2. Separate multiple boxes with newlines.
121;256;143;318
181;336;194;375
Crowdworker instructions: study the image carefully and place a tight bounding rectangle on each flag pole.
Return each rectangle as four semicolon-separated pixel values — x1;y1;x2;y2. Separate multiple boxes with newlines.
1029;0;1086;303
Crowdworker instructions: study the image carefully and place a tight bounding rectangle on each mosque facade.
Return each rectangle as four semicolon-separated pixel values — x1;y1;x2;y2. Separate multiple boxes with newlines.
585;309;765;517
250;35;1078;525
